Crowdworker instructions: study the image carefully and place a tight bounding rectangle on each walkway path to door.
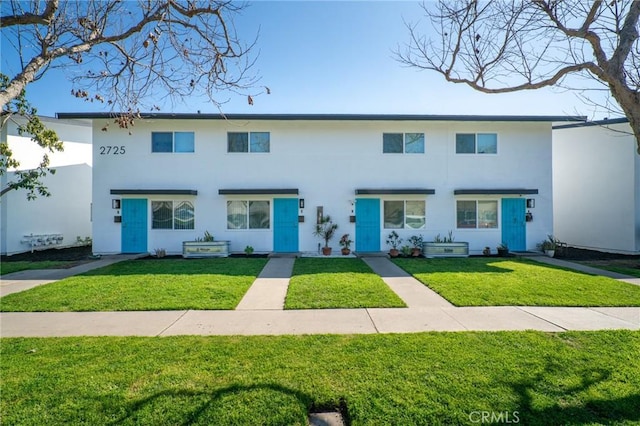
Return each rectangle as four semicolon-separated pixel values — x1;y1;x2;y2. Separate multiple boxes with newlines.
1;255;638;337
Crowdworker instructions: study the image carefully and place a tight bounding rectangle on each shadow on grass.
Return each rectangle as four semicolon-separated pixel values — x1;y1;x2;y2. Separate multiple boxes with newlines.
393;257;516;274
504;364;640;425
108;383;349;426
79;258;268;277
291;257;377;277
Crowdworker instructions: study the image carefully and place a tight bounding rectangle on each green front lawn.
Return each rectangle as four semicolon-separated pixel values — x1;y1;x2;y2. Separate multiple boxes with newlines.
2;331;639;425
0;258;268;312
577;261;640;279
393;257;640;306
285;258;406;309
1;261;75;276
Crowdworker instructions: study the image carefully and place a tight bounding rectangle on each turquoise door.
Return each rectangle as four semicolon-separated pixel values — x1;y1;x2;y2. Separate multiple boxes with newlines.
501;198;526;251
274;198;299;252
122;199;148;253
355;198;380;252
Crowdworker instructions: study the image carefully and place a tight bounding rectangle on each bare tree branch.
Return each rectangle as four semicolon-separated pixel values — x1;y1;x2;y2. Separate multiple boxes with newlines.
397;0;640;154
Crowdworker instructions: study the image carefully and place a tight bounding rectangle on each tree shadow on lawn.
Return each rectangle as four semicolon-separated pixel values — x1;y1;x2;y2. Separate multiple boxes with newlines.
500;363;640;425
393;257;516;275
107;383;348;426
79;258;268;278
291;257;380;277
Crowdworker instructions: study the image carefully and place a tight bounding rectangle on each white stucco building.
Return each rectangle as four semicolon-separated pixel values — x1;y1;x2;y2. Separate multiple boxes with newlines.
57;113;581;256
553;118;640;254
1;116;92;255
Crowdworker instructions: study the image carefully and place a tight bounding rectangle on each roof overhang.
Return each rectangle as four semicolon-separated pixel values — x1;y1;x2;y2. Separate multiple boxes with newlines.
454;189;538;195
355;188;435;195
218;188;299;195
553;117;629;130
57;112;586;123
110;189;198;195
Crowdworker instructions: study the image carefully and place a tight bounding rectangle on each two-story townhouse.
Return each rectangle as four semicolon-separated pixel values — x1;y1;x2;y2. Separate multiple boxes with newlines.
56;113;582;256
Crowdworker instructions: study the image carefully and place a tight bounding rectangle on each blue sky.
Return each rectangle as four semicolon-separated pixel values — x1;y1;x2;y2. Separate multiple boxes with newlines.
2;1;615;119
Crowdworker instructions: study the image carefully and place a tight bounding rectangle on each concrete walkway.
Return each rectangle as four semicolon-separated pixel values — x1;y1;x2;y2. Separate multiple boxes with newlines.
0;254;143;297
1;255;638;337
236;258;294;310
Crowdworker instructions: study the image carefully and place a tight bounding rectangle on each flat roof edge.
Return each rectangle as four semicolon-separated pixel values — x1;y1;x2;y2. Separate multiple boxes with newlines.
553;117;629;129
57;112;587;122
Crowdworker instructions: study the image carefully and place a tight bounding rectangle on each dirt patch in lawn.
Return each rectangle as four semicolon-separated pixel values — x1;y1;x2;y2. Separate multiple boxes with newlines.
1;245;94;267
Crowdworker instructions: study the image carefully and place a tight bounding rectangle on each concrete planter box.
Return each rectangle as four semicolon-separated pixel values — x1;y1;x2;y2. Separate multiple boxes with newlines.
423;242;469;258
182;241;230;258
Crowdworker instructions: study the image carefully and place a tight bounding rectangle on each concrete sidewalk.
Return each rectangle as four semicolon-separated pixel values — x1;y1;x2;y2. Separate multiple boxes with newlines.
1;255;639;337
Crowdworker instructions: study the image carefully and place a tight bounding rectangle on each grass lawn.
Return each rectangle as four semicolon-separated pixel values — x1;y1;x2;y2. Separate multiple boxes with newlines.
0;261;77;276
2;331;639;425
285;258;406;309
577;260;640;279
393;257;640;307
0;258;267;312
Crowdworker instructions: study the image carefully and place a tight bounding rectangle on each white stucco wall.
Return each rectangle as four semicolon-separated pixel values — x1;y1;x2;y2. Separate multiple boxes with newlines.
553;121;639;254
4;116;92;170
1;164;92;255
1;116;93;255
91;117;554;255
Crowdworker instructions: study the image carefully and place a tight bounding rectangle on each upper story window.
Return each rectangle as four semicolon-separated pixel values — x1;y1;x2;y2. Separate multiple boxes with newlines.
228;132;270;153
383;200;426;229
151;132;195;153
456;133;497;154
383;133;424;154
151;201;195;230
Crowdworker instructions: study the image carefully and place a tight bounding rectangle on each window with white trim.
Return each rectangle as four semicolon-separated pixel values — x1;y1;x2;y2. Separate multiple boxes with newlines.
151;132;195;153
151;201;195;229
227;200;270;229
383;133;424;153
456;200;498;229
383;200;426;229
228;132;270;153
455;133;497;154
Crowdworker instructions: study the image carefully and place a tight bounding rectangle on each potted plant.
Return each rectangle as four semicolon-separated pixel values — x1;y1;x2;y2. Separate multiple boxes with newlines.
386;231;402;257
483;246;491;256
408;235;424;257
497;242;509;257
537;235;558;257
183;231;230;258
339;233;352;255
314;215;338;255
244;245;254;257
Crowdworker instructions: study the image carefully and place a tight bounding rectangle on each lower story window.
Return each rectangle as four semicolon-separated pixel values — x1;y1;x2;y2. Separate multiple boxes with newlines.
456;200;497;229
151;201;195;229
227;200;270;229
384;200;426;229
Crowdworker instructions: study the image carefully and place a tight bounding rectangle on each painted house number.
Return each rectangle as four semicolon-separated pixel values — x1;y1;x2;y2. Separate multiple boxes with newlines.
99;145;126;155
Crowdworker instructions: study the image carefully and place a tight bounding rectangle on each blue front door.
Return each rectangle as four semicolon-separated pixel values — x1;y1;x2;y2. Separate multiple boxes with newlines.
355;198;380;252
122;198;148;253
501;198;526;251
273;198;299;252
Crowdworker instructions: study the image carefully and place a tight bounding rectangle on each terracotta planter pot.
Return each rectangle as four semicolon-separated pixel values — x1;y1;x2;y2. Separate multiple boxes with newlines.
389;249;399;257
341;248;351;256
411;248;421;257
322;247;332;256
